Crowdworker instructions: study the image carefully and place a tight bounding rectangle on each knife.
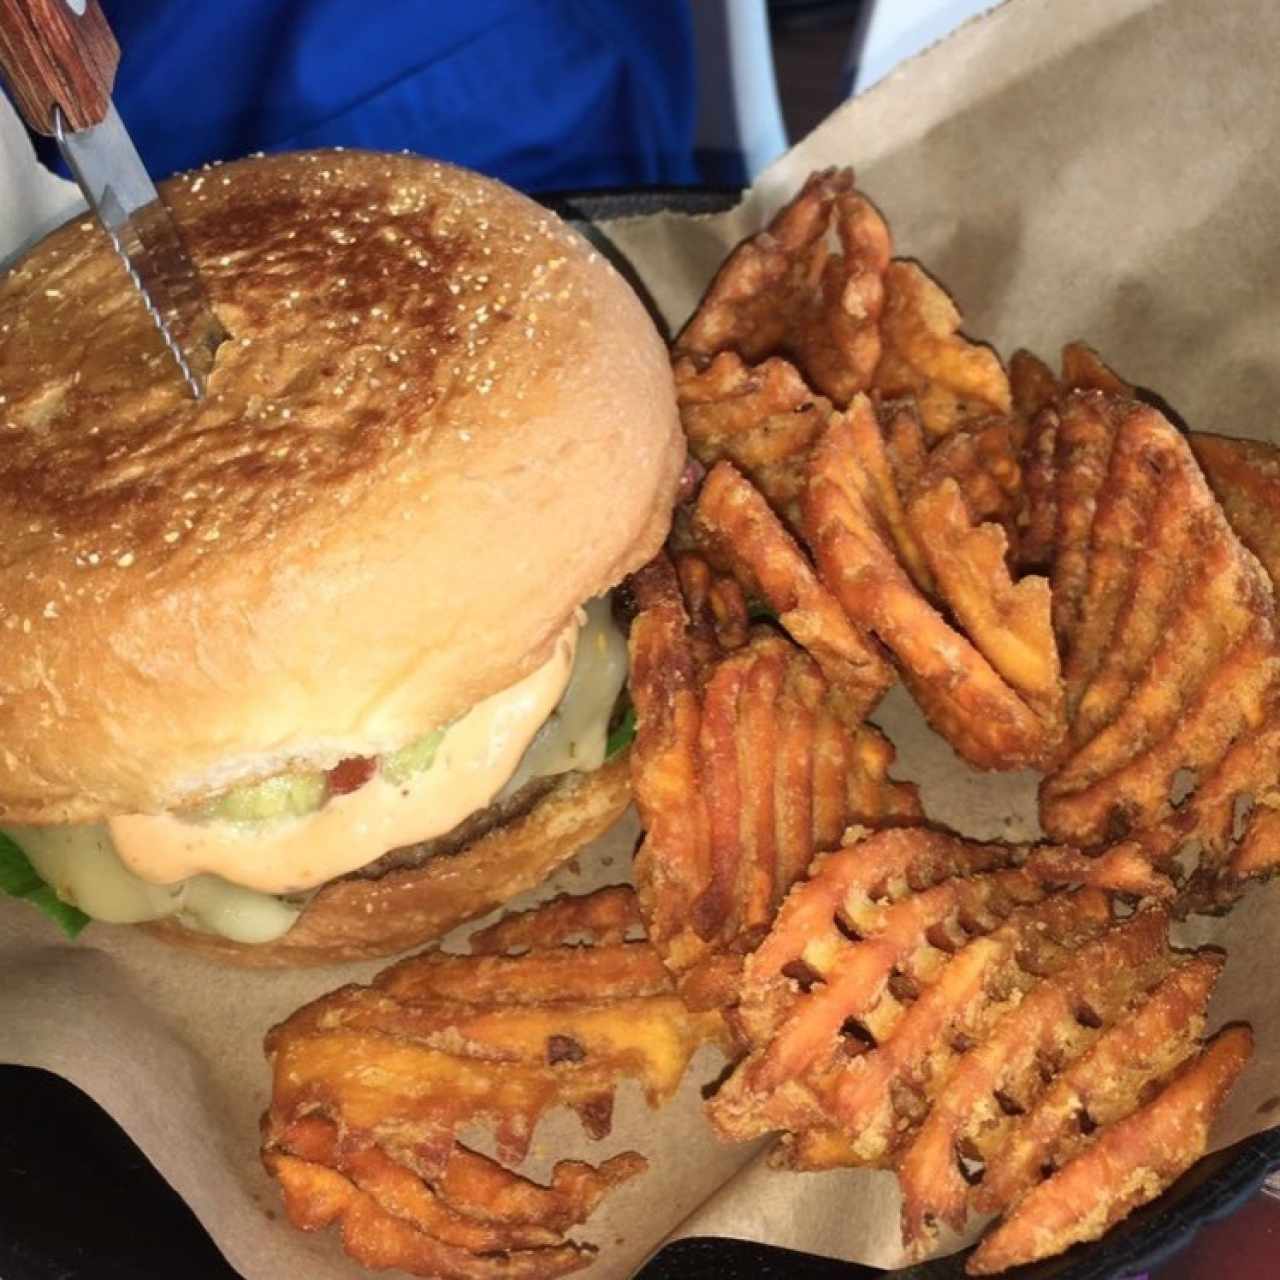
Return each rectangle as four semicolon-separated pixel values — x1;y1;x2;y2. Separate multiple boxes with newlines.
0;0;226;398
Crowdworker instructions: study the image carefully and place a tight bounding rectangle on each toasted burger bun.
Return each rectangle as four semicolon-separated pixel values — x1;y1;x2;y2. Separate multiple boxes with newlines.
0;150;681;824
0;151;677;962
140;752;632;966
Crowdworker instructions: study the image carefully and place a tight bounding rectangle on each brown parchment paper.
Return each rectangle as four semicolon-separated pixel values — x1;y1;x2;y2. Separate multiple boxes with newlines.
3;0;1280;1272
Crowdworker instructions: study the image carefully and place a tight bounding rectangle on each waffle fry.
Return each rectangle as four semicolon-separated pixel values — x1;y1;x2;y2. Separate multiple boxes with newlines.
468;885;643;954
1047;390;1122;645
1057;397;1178;734
967;1027;1253;1274
628;552;919;1009
973;953;1223;1216
909;416;1024;544
674;351;830;526
702;827;1243;1270
264;1148;606;1279
650;178;1272;1275
895;909;1175;1242
262;888;726;1277
1016;402;1059;571
1011;343;1135;578
711;829;1171;1141
1060;340;1133;396
1008;348;1060;420
627;557;715;976
268;1113;642;1258
1192;431;1280;590
907;478;1062;727
805;397;1062;769
872;260;1011;440
674;168;891;405
1008;356;1280;882
1040;392;1280;848
993;352;1280;879
882;399;929;497
692;458;892;713
1008;349;1062;571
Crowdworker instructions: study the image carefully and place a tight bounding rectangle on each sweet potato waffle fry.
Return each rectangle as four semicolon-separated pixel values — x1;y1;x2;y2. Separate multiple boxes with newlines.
266;1119;643;1280
907;479;1061;728
674;350;829;527
628;552;919;1009
672;172;1017;546
967;1026;1252;1274
634;172;1273;1275
691;459;892;715
910;416;1025;548
261;887;727;1278
703;827;1247;1272
1009;343;1131;577
803;396;1063;769
1009;364;1061;573
1009;347;1062;421
881;400;930;497
1191;431;1280;590
829;387;936;592
1003;345;1280;886
1060;340;1134;397
674;167;890;406
1037;389;1280;860
871;260;1012;441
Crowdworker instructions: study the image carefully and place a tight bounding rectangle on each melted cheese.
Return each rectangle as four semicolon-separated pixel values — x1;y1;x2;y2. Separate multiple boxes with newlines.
11;823;300;943
108;620;579;893
499;596;628;798
3;598;628;942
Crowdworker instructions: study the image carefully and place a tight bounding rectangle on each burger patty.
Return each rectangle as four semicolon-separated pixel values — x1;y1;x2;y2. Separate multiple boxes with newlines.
347;776;558;881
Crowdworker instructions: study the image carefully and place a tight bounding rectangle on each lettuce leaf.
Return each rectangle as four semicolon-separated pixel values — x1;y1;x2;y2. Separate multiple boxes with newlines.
0;831;90;938
606;699;637;759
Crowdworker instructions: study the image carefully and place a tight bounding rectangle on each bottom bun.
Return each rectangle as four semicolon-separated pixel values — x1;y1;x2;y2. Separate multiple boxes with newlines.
140;752;632;966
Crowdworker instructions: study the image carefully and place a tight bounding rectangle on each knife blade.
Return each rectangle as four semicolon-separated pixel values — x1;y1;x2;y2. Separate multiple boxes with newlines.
0;0;225;398
54;101;226;398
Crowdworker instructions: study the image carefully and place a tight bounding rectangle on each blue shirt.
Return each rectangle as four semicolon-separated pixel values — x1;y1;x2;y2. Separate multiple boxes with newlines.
40;0;698;192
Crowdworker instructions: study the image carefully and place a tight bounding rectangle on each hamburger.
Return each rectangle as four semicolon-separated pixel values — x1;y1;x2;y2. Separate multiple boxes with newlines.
0;150;682;963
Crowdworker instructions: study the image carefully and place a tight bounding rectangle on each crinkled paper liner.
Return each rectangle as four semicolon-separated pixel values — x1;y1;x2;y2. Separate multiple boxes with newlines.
3;0;1280;1272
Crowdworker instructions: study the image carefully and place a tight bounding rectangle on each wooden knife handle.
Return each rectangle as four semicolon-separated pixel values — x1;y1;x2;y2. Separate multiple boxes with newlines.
0;0;118;134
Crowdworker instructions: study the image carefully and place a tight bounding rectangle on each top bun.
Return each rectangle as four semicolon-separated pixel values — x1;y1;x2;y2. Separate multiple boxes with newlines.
0;151;682;823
